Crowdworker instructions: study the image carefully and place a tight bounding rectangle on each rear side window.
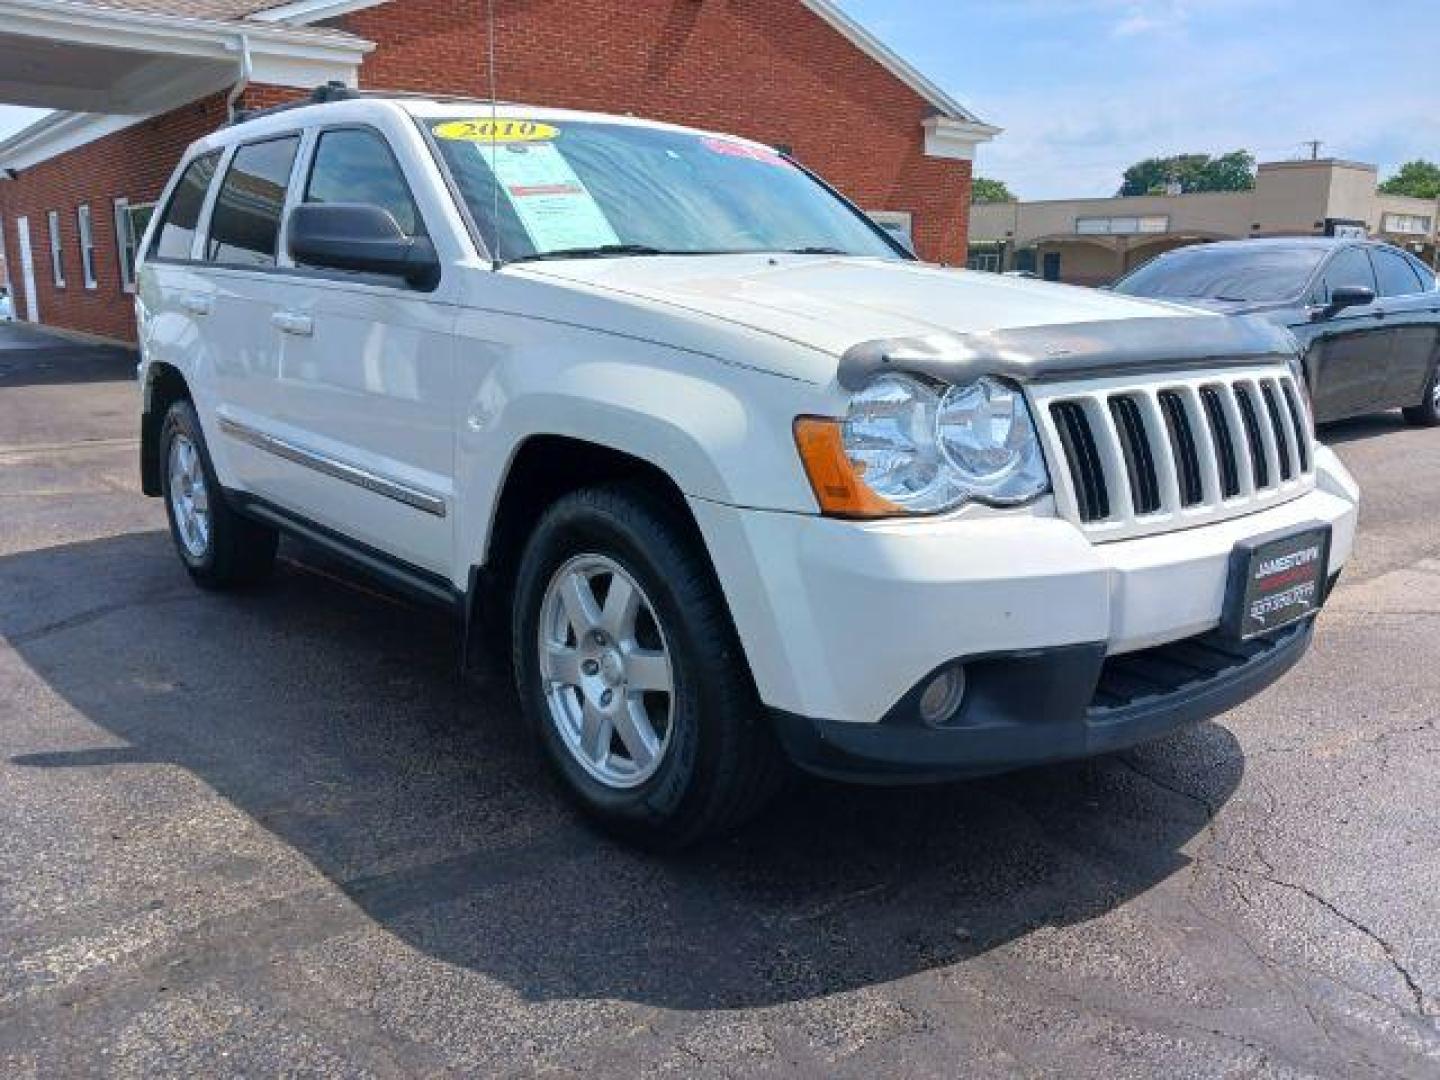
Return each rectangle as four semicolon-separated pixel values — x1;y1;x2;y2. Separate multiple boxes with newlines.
1405;253;1437;291
1315;247;1376;303
206;136;300;267
1370;247;1427;297
304;128;422;238
152;151;220;260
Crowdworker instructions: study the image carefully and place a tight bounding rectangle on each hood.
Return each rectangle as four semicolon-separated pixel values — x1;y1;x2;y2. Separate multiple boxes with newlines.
514;254;1208;360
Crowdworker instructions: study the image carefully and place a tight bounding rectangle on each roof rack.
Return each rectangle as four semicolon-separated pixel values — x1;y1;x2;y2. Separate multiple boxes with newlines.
230;82;511;126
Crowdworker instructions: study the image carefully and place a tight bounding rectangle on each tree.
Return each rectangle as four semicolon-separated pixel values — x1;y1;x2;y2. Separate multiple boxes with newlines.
1118;151;1256;196
971;177;1016;204
1379;160;1440;200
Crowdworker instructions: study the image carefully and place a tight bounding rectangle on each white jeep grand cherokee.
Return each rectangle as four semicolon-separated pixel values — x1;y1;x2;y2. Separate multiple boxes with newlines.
136;89;1359;846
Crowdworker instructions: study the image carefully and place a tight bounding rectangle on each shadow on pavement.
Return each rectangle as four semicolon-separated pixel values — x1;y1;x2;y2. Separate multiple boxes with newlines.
1317;412;1414;446
0;324;136;387
4;529;1243;1011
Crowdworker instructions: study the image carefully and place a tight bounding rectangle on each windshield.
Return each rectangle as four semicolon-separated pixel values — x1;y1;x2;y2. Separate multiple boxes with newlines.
1114;246;1327;302
427;117;902;263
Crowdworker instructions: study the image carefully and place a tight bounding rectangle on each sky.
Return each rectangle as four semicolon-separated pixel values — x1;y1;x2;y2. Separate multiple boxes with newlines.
834;0;1439;199
1;0;1436;200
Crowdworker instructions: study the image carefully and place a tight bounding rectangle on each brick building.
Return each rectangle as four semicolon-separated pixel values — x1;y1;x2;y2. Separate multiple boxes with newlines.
0;0;995;342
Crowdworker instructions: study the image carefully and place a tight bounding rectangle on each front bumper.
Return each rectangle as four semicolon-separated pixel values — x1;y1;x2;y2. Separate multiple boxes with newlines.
771;619;1313;783
689;445;1358;739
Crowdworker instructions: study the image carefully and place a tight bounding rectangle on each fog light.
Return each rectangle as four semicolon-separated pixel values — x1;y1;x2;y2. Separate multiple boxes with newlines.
917;665;967;726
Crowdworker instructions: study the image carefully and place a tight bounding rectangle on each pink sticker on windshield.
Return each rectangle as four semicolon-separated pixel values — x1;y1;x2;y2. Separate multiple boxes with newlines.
701;137;789;167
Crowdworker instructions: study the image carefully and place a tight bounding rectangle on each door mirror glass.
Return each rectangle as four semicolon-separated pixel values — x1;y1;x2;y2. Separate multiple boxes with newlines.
287;203;439;289
1325;284;1375;316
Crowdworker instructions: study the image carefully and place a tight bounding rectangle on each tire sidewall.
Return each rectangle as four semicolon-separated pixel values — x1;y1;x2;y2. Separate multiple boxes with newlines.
513;493;720;829
159;401;220;575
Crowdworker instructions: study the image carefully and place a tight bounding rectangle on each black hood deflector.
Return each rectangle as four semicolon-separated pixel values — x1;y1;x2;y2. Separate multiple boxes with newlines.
837;315;1297;391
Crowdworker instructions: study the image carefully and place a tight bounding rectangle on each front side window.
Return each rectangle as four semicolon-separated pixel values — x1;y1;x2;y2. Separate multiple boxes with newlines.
47;210;64;287
206;136;301;268
1370;247;1426;297
428;117;900;263
153;152;220;261
1315;247;1377;304
1114;244;1327;302
305;128;422;238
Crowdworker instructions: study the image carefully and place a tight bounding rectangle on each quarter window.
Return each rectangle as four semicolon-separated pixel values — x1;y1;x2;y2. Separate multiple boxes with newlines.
1370;247;1426;297
304;128;422;238
153;152;220;261
47;210;65;287
1315;247;1376;304
206;136;301;267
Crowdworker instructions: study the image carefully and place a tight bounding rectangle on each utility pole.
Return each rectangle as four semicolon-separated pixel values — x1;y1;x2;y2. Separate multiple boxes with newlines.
1301;140;1323;161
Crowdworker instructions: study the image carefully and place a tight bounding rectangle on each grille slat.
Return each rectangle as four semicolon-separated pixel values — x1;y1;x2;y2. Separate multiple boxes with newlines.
1234;385;1271;489
1200;387;1241;498
1110;396;1161;515
1039;370;1314;542
1159;390;1204;507
1050;401;1109;523
1261;382;1294;481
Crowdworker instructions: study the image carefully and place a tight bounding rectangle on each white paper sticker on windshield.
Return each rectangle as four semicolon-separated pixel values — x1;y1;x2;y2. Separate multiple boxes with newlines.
478;143;619;254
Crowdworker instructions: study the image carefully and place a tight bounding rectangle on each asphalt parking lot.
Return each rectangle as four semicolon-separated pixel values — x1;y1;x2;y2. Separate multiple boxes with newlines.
1;326;1437;1078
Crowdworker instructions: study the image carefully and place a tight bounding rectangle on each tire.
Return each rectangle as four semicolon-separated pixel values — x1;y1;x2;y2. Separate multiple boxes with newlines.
511;483;783;848
159;399;278;589
1401;362;1440;427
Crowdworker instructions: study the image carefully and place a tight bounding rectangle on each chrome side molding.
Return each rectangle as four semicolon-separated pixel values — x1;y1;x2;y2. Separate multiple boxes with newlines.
218;416;447;518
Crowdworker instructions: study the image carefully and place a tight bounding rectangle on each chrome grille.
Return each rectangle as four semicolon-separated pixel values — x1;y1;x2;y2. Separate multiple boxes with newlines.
1033;369;1315;542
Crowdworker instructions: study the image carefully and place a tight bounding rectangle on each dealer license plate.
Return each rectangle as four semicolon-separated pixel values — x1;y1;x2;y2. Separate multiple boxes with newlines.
1223;525;1332;641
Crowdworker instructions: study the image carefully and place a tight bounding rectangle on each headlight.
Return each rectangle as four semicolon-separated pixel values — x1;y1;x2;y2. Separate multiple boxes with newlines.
794;374;1050;517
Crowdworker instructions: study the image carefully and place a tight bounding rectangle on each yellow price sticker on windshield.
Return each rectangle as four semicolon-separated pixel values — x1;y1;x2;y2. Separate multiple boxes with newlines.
432;119;558;143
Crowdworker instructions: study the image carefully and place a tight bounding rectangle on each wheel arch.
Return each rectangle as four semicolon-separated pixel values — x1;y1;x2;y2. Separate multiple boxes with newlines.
140;362;193;497
465;434;727;670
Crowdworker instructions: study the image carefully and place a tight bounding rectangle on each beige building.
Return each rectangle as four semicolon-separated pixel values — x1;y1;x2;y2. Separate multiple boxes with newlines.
969;159;1438;285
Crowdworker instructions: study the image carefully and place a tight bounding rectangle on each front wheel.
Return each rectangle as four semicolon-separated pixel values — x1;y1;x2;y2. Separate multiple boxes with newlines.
511;484;783;848
1402;362;1440;427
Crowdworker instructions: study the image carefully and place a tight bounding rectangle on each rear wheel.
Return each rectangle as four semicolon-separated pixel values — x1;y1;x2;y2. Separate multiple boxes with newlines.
1402;362;1440;427
511;484;783;848
159;399;277;588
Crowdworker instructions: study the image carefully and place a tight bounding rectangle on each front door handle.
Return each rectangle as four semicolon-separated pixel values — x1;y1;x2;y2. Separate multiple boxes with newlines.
180;292;212;316
271;311;314;337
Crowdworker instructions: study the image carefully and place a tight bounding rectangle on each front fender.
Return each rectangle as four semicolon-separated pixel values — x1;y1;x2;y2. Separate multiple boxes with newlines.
452;342;822;579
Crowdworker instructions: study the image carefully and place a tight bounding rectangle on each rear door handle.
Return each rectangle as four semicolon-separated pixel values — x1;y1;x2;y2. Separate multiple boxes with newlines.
271;311;314;337
180;293;212;316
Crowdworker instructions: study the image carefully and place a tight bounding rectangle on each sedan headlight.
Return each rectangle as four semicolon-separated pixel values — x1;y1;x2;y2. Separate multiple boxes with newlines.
795;374;1050;517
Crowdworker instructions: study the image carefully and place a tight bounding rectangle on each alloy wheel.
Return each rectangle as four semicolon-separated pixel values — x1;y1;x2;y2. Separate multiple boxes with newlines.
167;432;212;559
538;554;675;789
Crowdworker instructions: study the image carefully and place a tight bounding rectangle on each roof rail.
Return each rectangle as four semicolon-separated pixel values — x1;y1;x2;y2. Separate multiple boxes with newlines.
230;82;511;126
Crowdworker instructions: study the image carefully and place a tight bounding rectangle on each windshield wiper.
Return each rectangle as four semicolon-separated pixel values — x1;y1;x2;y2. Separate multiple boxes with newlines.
509;244;677;263
780;246;851;256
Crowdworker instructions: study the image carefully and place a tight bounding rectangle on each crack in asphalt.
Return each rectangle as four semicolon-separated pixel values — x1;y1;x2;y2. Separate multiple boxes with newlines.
1202;858;1433;1020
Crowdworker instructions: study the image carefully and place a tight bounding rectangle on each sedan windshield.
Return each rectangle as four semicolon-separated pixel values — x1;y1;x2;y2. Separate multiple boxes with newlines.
427;116;901;263
1115;246;1328;302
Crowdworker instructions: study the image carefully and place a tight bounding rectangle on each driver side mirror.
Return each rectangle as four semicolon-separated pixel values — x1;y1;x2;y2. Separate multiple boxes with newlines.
287;203;439;290
1319;284;1375;319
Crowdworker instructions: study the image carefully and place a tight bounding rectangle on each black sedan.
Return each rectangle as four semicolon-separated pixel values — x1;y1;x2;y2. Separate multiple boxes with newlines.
1113;238;1440;426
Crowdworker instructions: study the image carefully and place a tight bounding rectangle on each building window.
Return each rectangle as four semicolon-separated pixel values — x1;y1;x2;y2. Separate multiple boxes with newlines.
113;198;156;292
47;210;65;287
76;204;98;290
1076;214;1169;236
1383;212;1432;236
867;210;915;252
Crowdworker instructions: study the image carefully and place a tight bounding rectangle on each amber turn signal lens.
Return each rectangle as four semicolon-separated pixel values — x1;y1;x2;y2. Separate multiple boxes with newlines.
793;417;902;518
